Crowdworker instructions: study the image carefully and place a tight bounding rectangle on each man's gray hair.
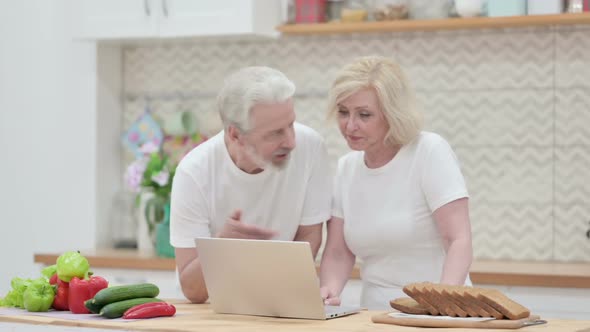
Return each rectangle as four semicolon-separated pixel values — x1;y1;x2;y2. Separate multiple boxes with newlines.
217;66;296;131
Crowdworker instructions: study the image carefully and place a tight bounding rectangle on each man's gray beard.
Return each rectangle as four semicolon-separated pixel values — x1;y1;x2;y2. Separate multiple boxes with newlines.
271;153;290;171
245;144;289;172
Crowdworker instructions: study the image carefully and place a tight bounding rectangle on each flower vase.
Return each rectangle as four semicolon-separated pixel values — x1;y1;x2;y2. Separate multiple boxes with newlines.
137;192;156;254
155;203;175;258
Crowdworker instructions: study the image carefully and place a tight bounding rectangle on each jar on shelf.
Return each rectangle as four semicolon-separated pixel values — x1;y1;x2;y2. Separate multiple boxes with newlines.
567;0;584;13
527;0;563;15
295;0;327;23
408;0;451;19
487;0;526;17
327;0;346;21
341;0;370;22
285;0;296;24
373;0;409;20
454;0;484;17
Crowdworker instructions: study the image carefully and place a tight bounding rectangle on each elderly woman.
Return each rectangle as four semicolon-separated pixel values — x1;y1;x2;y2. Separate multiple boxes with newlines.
319;56;473;310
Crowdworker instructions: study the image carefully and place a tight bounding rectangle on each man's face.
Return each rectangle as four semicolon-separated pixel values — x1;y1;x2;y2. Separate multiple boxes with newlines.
241;98;296;170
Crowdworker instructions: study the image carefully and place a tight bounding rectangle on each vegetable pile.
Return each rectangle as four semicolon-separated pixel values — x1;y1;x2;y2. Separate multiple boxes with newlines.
0;251;175;319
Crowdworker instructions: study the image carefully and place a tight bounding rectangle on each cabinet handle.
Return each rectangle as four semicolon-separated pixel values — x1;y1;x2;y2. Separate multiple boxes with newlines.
162;0;169;17
144;0;151;16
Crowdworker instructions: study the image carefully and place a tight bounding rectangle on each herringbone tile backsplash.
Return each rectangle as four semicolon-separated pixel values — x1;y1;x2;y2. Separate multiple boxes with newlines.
123;26;590;262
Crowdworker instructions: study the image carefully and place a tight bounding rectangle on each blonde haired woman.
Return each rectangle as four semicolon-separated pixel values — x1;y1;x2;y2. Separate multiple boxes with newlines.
319;56;473;309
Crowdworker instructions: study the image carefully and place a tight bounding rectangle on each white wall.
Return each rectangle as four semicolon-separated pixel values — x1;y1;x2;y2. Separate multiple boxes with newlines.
122;23;590;263
0;0;97;294
95;44;123;249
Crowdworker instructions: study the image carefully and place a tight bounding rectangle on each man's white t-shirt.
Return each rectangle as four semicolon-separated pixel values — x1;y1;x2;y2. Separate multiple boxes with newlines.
333;132;470;309
170;123;331;247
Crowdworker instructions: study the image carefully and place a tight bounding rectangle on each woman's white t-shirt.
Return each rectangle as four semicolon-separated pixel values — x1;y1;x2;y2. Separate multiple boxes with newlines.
333;132;470;309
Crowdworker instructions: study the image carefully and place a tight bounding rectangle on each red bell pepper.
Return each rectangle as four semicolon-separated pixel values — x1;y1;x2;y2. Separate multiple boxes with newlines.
49;273;58;285
122;302;176;319
52;278;70;311
87;276;108;298
68;276;109;314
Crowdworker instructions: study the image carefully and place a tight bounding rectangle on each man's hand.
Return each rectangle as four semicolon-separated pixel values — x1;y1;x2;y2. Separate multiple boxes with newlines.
320;286;341;306
216;209;278;239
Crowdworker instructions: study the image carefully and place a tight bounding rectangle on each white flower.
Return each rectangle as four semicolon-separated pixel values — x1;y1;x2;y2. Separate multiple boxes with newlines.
140;141;160;155
124;159;148;192
151;171;170;186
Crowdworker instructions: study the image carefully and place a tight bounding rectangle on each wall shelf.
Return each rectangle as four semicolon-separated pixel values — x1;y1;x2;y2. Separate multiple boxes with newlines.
277;13;590;35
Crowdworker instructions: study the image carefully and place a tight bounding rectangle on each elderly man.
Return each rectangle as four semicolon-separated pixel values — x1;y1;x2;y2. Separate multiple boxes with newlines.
170;66;331;303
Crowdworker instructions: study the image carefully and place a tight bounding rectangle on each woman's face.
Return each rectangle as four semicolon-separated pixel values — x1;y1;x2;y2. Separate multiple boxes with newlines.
336;88;389;152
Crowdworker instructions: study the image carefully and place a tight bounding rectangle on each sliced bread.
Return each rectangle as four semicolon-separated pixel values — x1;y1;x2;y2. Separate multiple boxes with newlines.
477;289;530;320
403;283;440;315
389;297;430;315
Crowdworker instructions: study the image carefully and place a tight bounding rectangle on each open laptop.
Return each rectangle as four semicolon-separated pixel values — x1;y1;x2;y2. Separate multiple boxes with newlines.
195;237;361;320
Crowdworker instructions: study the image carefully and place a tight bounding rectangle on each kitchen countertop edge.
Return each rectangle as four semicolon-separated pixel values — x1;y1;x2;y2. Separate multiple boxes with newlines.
34;250;590;288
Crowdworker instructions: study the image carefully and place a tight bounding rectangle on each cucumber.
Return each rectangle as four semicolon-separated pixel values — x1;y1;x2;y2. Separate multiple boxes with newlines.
99;297;162;319
92;283;159;306
84;299;104;314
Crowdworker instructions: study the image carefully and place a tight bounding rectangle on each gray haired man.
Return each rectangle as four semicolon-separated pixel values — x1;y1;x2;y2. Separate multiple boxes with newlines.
170;66;331;303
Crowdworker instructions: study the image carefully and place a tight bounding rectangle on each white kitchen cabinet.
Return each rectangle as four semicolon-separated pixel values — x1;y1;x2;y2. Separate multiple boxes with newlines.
68;0;157;39
69;0;283;40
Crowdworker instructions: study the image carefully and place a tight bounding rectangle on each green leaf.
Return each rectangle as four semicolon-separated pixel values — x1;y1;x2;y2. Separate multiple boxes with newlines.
41;265;57;280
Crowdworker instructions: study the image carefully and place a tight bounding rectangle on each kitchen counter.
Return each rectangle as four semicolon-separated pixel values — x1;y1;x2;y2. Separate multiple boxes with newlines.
34;249;590;288
1;302;589;332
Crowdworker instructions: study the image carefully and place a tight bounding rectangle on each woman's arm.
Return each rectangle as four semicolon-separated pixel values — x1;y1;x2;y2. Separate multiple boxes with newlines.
319;217;356;305
434;197;473;285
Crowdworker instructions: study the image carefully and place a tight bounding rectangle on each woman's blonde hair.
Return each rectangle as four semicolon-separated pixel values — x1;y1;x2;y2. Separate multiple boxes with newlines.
327;55;423;146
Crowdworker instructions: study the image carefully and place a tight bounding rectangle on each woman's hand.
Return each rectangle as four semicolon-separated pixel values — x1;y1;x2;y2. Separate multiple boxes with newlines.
320;286;341;306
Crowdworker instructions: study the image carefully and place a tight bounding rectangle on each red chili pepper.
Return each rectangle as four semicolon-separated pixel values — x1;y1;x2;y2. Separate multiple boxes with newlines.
123;302;176;319
68;276;109;314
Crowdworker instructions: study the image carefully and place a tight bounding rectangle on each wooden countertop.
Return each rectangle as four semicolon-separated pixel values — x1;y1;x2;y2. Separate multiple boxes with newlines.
0;302;588;332
34;249;590;288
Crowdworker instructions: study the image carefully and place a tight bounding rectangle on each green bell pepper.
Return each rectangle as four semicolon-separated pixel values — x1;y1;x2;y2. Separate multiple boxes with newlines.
56;251;90;282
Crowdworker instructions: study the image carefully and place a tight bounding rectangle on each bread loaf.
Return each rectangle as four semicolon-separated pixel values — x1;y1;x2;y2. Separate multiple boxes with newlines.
399;283;529;320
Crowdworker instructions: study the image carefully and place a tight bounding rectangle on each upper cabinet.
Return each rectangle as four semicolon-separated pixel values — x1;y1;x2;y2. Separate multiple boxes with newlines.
69;0;283;40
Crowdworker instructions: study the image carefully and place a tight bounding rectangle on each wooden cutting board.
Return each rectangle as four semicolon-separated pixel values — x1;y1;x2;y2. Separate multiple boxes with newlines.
372;312;547;329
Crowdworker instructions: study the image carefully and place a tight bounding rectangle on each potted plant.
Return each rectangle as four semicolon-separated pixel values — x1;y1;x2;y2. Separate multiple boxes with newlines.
125;142;176;257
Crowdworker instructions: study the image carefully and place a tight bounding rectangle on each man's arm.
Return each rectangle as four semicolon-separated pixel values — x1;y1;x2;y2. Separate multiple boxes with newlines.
175;248;209;303
175;209;278;303
293;223;323;259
